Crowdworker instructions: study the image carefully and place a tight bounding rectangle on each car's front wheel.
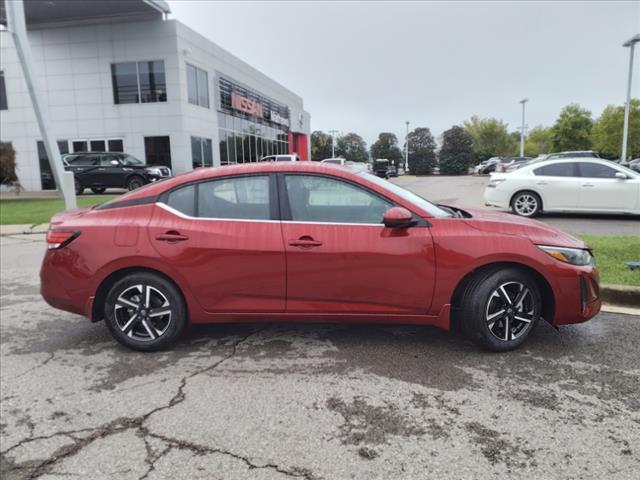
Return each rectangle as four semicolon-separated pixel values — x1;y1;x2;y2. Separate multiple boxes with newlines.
459;267;541;351
511;191;541;217
91;187;106;194
104;272;187;351
126;176;145;191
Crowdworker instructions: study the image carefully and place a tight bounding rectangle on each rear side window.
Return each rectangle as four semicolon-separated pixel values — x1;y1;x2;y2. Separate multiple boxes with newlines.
578;162;618;178
533;162;576;177
166;185;195;217
198;176;270;220
69;155;99;166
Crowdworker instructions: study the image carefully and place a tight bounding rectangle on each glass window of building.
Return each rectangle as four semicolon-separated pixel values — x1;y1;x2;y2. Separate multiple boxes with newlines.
111;61;166;104
0;72;7;110
144;136;172;168
186;64;209;108
37;140;69;190
191;136;213;168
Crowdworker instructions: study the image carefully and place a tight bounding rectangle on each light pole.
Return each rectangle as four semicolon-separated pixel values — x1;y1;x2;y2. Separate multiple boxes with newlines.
328;130;338;158
405;121;410;174
621;34;640;162
519;98;528;157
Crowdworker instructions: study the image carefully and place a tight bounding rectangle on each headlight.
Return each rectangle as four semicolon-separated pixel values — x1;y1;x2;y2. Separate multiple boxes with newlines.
146;167;162;175
537;245;595;266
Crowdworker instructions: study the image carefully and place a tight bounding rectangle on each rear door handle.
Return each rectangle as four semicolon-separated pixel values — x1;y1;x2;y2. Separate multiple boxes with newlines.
288;238;322;248
536;181;548;185
581;183;594;187
155;231;189;242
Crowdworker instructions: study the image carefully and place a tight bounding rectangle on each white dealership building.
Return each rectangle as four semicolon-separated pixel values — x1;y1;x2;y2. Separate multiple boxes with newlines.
0;0;311;191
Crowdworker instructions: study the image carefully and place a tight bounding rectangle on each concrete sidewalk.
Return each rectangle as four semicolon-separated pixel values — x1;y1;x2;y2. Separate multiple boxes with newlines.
0;224;48;236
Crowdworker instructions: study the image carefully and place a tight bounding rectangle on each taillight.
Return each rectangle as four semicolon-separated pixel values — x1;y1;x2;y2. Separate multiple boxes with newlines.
46;230;80;250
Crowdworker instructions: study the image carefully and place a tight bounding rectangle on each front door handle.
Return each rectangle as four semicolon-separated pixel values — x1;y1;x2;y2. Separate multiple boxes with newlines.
289;236;322;248
536;181;548;185
155;231;189;242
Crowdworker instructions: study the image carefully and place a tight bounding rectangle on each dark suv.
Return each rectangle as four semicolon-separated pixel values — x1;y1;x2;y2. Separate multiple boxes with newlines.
63;152;172;194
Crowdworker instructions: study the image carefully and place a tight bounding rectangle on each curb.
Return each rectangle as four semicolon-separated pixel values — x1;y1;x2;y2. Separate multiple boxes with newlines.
0;224;48;236
601;284;640;309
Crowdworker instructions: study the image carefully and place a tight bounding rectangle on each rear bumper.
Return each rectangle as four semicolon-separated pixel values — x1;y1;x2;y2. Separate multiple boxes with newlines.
483;187;510;209
40;251;88;318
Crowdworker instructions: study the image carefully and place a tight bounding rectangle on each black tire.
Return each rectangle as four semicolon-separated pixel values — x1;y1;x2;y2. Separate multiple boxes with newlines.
91;187;106;194
104;272;187;351
511;191;542;217
75;178;84;195
459;267;541;352
126;176;146;191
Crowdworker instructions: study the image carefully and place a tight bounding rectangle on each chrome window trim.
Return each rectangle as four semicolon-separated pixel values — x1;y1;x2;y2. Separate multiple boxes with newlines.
156;202;383;227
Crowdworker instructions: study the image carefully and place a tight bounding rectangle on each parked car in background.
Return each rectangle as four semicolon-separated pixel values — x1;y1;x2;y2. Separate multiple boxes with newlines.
41;162;601;353
64;152;172;195
373;158;390;177
475;157;502;175
506;154;549;173
484;158;640;217
261;154;300;162
386;165;398;177
546;151;600;160
500;157;531;172
321;158;369;174
620;158;640;173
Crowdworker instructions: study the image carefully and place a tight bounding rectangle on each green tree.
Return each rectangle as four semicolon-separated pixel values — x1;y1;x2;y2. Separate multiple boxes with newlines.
335;132;368;163
463;116;518;161
370;132;403;166
551;104;593;152
310;130;333;161
524;126;553;157
405;127;437;175
592;99;640;160
0;143;18;185
439;126;474;175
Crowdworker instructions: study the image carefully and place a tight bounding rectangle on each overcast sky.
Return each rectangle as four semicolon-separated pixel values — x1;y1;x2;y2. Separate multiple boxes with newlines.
168;1;639;146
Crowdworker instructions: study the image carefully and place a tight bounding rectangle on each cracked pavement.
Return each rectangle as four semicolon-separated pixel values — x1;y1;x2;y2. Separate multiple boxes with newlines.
1;233;639;479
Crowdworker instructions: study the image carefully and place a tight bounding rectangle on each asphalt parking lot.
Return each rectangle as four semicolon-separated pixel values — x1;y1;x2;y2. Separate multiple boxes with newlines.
1;233;639;479
392;175;640;236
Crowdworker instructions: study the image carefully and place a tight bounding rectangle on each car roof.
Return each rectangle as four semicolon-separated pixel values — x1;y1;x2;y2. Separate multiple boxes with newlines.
114;162;360;201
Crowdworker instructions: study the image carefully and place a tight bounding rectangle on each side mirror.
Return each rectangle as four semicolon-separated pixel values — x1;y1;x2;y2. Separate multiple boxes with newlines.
615;172;627;180
383;206;415;229
110;160;119;166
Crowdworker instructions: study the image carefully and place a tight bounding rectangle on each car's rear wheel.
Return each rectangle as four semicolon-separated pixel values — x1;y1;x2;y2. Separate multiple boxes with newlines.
511;191;541;217
104;272;187;351
91;187;106;194
127;176;145;191
75;178;84;195
460;267;541;351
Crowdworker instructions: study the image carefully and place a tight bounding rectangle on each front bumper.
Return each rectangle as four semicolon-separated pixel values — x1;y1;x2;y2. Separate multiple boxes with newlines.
552;267;601;325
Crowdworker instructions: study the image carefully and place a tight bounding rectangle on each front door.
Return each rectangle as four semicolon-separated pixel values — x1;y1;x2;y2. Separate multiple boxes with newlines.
576;162;639;211
280;173;436;314
96;154;124;187
148;174;286;313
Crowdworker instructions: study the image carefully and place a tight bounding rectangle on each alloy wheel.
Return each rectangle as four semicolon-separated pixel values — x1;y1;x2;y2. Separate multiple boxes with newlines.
514;194;538;216
114;284;172;341
485;281;535;342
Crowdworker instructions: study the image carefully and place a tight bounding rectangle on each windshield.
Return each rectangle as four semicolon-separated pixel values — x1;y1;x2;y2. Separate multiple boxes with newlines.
359;173;451;217
121;154;145;166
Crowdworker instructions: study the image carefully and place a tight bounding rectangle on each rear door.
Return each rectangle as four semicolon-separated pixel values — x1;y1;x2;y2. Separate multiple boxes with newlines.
531;162;580;210
576;162;639;211
280;173;436;314
68;155;101;186
149;174;286;313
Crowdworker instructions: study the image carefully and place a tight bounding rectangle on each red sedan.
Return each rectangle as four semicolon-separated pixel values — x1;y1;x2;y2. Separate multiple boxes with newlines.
41;162;600;352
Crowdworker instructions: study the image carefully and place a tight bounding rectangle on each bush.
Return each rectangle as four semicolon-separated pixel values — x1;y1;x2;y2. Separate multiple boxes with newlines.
439;126;474;175
0;143;18;185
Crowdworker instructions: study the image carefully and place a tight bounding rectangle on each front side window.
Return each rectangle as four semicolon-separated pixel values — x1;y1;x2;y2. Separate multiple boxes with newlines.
198;176;270;220
186;64;209;108
578;162;619;178
285;175;392;224
111;61;166;104
120;154;145;166
533;162;577;177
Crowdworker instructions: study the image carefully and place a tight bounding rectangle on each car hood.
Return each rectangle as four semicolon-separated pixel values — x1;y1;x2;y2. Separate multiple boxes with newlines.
457;207;587;249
